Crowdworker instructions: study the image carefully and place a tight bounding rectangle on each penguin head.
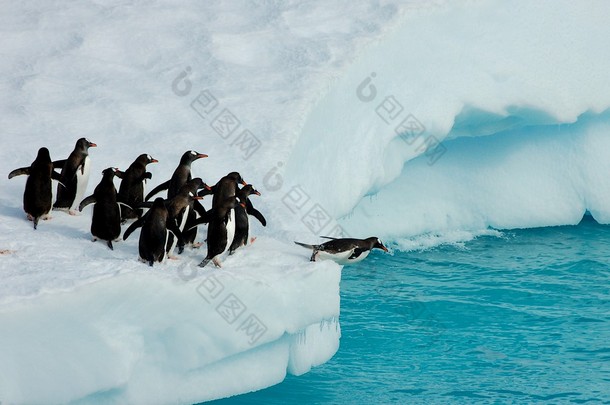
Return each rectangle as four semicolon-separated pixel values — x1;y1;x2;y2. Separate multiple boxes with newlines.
76;138;97;151
137;154;158;165
181;150;208;165
372;237;388;252
36;147;51;161
239;184;261;198
227;172;247;186
188;191;203;201
101;167;118;178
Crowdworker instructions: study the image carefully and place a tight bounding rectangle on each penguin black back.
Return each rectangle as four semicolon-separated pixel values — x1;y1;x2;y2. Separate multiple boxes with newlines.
229;184;265;254
53;137;96;212
199;197;236;268
145;150;207;201
79;168;121;250
117;154;157;221
8;147;61;229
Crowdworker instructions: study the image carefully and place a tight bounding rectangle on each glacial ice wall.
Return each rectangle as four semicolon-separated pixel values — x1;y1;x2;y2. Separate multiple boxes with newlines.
286;0;610;239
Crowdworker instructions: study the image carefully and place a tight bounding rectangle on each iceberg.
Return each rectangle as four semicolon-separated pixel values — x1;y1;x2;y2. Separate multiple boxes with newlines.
287;0;610;240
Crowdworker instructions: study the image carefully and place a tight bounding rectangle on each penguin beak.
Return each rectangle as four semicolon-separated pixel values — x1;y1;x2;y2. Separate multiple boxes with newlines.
197;153;208;159
194;196;203;200
150;158;158;163
204;184;212;191
241;180;247;186
254;190;261;196
89;142;97;147
380;244;389;252
240;202;246;208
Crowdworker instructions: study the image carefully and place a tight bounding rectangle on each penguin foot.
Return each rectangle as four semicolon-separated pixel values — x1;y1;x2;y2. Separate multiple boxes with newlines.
68;210;79;216
212;258;223;268
42;214;52;220
250;237;257;244
191;242;203;249
168;255;179;260
0;250;14;255
26;214;34;221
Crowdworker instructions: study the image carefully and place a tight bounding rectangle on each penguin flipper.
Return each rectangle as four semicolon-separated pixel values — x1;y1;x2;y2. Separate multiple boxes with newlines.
8;167;30;179
139;201;154;210
52;159;66;169
123;217;144;240
246;200;267;226
140;172;152;181
348;248;366;260
117;202;134;217
320;236;338;240
114;170;124;179
193;200;208;218
50;170;65;186
167;221;184;247
145;180;170;201
79;195;96;212
186;216;208;231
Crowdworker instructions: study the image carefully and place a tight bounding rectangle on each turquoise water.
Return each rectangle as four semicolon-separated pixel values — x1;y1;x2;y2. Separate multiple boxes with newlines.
212;216;610;404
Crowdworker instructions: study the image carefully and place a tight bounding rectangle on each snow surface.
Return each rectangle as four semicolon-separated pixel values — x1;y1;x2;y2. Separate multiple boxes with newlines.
2;0;610;403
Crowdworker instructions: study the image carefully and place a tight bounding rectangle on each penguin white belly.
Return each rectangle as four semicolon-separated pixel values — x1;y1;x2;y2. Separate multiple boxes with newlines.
168;207;189;255
316;249;354;263
341;249;371;265
71;156;91;211
223;209;236;255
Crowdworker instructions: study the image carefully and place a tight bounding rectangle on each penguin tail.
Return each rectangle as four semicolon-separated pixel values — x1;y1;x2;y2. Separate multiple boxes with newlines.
294;241;315;250
107;240;114;250
198;258;211;268
33;217;39;230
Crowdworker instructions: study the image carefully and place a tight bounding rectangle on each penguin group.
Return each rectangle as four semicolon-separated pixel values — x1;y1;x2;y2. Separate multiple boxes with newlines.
8;140;267;268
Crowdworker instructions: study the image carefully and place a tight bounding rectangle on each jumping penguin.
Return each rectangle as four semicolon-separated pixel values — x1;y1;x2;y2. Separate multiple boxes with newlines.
79;167;125;250
229;184;266;254
53;138;97;214
8;147;63;229
123;197;184;266
116;153;158;222
294;236;389;264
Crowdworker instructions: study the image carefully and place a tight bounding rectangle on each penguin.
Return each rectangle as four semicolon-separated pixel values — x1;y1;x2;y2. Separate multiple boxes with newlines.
116;154;158;222
8;147;63;229
145;150;207;201
123;197;184;266
79;168;124;250
229;184;266;254
294;236;389;264
203;172;247;252
163;185;205;257
53;138;97;214
198;197;237;268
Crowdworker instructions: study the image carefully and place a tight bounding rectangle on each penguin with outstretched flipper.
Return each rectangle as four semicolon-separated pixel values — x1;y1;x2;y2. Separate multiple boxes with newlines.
53;138;97;214
145;150;207;201
294;236;388;264
124;198;184;266
79;167;127;250
116;154;158;222
198;197;237;268
8;147;63;229
229;184;266;254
